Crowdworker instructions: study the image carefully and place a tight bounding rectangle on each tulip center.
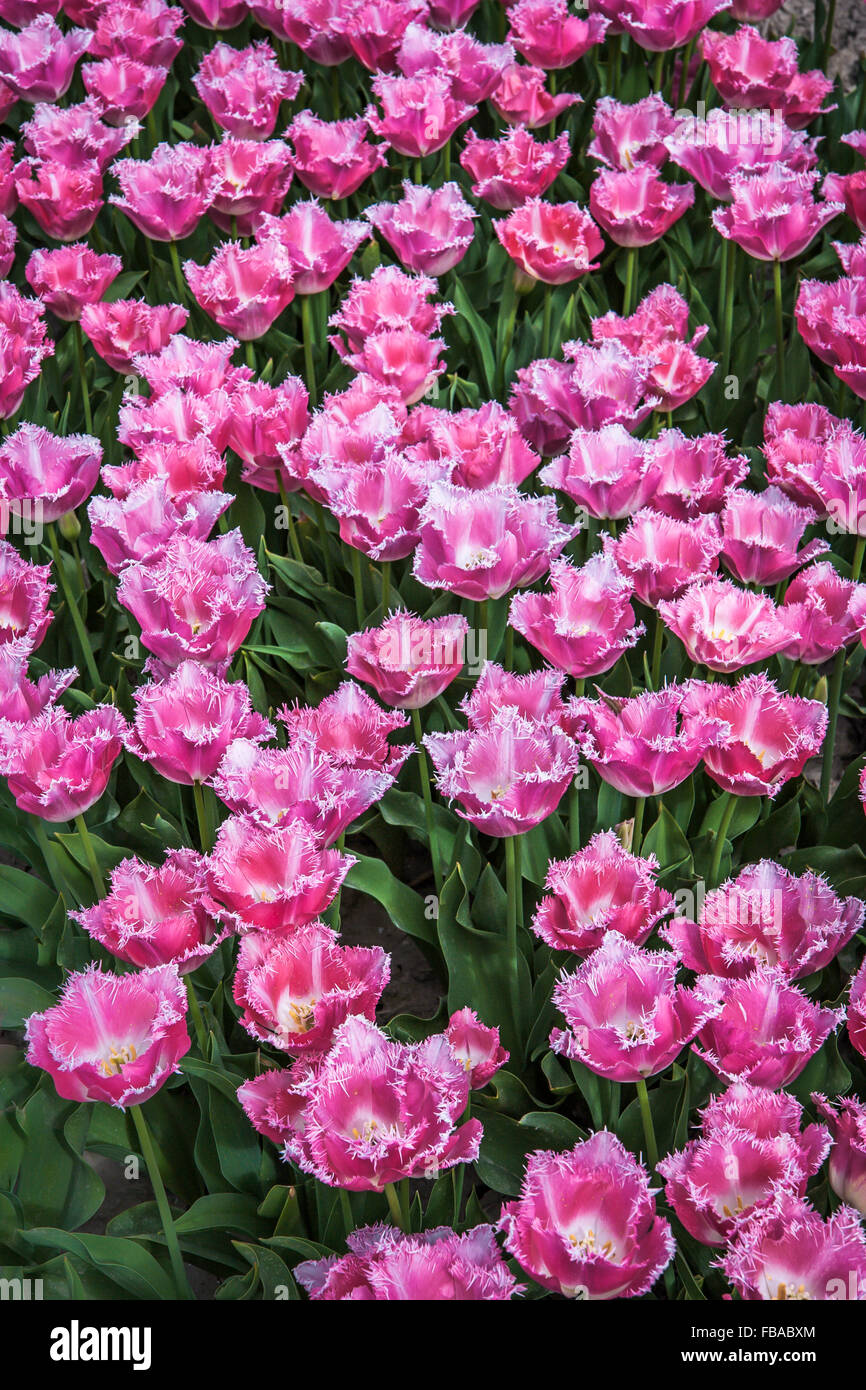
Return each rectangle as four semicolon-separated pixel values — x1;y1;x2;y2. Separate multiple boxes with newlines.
772;1282;811;1301
568;1226;615;1259
99;1042;138;1076
278;997;317;1035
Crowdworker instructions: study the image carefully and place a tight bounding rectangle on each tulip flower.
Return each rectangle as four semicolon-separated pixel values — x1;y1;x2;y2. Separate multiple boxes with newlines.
701;1079;830;1156
206;138;294;238
589;94;676;170
658;577;792;673
541;424;656;520
847;959;866;1060
591;284;715;412
25;963;190;1107
663;860;863;980
460;127;570;211
347;610;469;709
205;812;355;934
128;660;273;785
256;200;369;294
80;299;188;374
490;61;581;129
0;642;74;725
347;0;427;71
82;55;169;125
712;167;842;262
593;0;731;50
89;0;185;67
510;553;644;679
425;706;581;837
240;1015;482;1190
459;661;570;729
0;423;101;523
132;333;246;399
813;1095;866;1218
0;703;128;820
499;1132;675;1298
796;273;866;384
446;1008;508;1089
251;0;352;64
694;967;842;1088
296;1224;520;1301
701;25;835;128
569;683;728;797
551;932;720;1081
762;401;842;511
365;182;477;277
337;328;448;406
366;72;475;158
397;23;514;104
111;142;220;243
608;510;722;607
722;1194;866;1300
495;198;604;285
233;921;390;1054
329;266;453;358
71;850;228;973
665;108;819;202
512;340;660;456
532;830;676;954
680;672;828;798
0;13;91;102
781;562;866;665
25;245;121;323
0;213;13;278
227;377;309;494
426;401;539;490
180;0;247;25
0;542;53;651
287;111;387;200
184;240;295;341
314;446;446;559
279;682;409;772
589;166;694;248
0;283;53;420
21;96;137;171
509;0;608;68
718;486;827;587
14;158;103;241
116;530;268;672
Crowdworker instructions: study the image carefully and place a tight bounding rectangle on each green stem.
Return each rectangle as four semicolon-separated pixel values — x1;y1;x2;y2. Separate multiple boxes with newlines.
381;559;391;615
301;294;317;407
541;282;553;359
414;158;422;185
185;977;208;1054
635;1078;658;1170
773;258;786;400
412;707;442;894
131;1106;193;1300
478;597;489;660
504;623;514;672
650;610;664;691
245;339;255;374
312;500;335;586
49;523;99;687
821;535;865;802
74;813;105;898
823;0;837;66
31;815;77;903
623;246;638;316
504;834;522;1038
721;240;736;382
653;49;664;95
192;780;213;854
340;1188;354;1237
350;544;365;627
73;322;93;435
385;1180;407;1232
168;239;187;306
568;773;581;853
708;791;737;889
277;477;303;564
677;38;695;108
632;796;646;855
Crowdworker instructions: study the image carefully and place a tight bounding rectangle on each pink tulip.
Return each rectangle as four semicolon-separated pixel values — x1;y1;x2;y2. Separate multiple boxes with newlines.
14;158;103;240
701;26;835;128
591;284;715;412
427;0;481;24
663;860;863;980
0;423;101;523
250;0;351;64
588;94;676;170
0;541;53;650
211;736;406;844
128;660;273;785
849;958;866;1059
227;377;309;494
71;849;228;973
82;55;168;124
0;0;61;22
118;387;231;460
25;963;189;1107
551;932;720;1081
713;167;841;262
193;41;302;140
0;215;15;278
131;333;247;398
825;170;866;234
256;200;369;294
347;0;427;71
25;244;120;322
21;96;136;171
532;830;675;955
813;1095;866;1218
414;480;575;602
89;0;184;66
512;340;659;456
0;703;127;820
681;671;827;797
570;682;728;797
337;328;447;406
590;165;694;248
425;400;539;489
766;418;866;529
424;707;581;837
347;610;468;709
184;240;294;341
314;446;446;560
329;266;453;357
490;61;581;129
117;530;268;672
701;1081;830;1158
111;142;218;242
79;299;188;374
0;142;14;220
731;0;785;13
459;660;569;729
509;553;644;678
542;423;656;520
0;641;74;725
297;375;408;498
179;0;246;26
499;1132;675;1299
762;401;842;511
509;0;608;67
205;812;355;934
0;283;53;420
658;577;794;673
796;273;866;381
397;23;514;105
102;437;225;502
719;486;827;587
366;71;475;158
658;1121;829;1248
446;1008;508;1089
495;197;604;285
594;0;730;51
722;1194;866;1300
279;681;409;772
694;967;841;1088
296;1223;520;1301
206;138;294;238
781;561;866;665
365;181;477;277
287;110;386;200
665;107;819;202
0;13;91;101
233;922;389;1054
241;1015;481;1189
460;126;570;211
608;509;721;606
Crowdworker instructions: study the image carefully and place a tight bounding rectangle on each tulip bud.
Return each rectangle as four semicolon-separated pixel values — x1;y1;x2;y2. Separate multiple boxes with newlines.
57;509;81;541
812;675;829;704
